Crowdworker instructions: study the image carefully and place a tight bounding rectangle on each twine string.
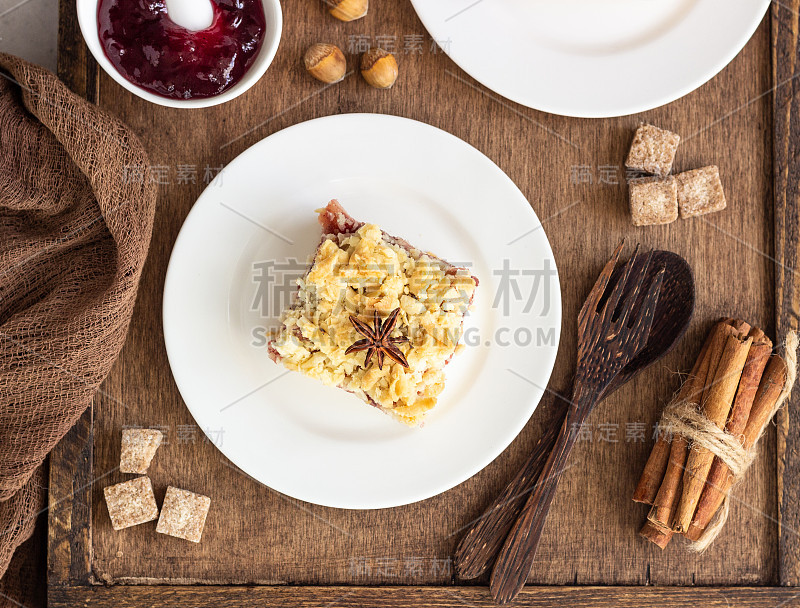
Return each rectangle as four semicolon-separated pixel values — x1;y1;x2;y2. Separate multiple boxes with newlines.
661;401;755;479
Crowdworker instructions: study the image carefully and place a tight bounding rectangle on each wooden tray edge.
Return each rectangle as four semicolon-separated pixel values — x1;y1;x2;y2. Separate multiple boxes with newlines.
47;0;800;596
48;584;800;608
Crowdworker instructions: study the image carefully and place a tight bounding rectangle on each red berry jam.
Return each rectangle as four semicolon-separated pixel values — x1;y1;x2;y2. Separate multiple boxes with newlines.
97;0;266;100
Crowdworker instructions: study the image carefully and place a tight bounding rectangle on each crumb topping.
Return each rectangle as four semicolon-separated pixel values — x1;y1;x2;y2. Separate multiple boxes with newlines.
271;223;477;425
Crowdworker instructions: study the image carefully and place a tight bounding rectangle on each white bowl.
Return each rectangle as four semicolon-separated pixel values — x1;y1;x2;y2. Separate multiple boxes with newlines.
76;0;282;108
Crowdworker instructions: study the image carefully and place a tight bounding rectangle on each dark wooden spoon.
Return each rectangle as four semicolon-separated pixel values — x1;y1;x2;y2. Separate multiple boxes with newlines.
453;249;695;581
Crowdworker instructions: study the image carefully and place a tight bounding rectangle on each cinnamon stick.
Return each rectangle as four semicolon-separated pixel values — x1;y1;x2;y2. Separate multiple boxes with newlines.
647;439;684;531
633;335;713;504
646;321;738;532
685;354;787;540
639;520;673;550
672;331;753;533
632;434;671;505
683;329;771;540
721;328;772;438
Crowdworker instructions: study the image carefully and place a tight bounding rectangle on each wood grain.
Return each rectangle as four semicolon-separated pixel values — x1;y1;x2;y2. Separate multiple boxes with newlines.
56;0;95;102
47;408;93;587
773;0;800;587
47;585;800;608
48;0;96;588
50;0;785;593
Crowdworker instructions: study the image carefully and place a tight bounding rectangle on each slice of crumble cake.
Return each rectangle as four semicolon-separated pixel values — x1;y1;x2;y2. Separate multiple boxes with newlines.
267;200;478;426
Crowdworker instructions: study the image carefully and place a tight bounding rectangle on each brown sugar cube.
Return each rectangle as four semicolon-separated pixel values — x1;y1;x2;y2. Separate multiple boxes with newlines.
103;477;159;530
676;165;726;218
625;124;681;176
628;176;678;226
120;428;163;474
156;486;211;543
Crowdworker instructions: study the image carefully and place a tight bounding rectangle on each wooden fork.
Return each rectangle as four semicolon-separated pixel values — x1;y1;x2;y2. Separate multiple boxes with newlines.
489;241;665;604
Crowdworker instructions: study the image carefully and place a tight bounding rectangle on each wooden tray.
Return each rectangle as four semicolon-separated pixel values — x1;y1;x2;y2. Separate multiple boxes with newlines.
48;1;800;605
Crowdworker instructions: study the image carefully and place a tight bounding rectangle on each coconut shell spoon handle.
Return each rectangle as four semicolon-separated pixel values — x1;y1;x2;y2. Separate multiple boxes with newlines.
490;244;664;604
453;394;567;580
454;250;693;581
489;387;594;603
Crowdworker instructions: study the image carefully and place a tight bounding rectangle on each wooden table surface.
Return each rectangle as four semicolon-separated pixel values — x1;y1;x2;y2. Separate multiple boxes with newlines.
48;0;800;605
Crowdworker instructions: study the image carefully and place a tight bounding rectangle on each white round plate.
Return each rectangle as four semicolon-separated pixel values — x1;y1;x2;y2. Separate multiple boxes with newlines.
411;0;770;117
163;114;561;509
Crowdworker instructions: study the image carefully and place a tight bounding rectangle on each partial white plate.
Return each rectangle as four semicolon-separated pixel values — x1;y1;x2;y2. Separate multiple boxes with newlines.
412;0;770;117
163;114;561;509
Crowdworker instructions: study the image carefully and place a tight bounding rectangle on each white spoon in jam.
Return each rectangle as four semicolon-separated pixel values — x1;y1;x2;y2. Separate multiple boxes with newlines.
165;0;214;31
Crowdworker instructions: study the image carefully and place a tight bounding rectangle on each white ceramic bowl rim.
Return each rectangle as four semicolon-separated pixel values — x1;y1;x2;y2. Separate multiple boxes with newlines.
409;0;770;118
76;0;282;108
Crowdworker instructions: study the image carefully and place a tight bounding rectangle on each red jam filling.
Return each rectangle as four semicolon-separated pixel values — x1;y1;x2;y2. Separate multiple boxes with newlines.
97;0;266;100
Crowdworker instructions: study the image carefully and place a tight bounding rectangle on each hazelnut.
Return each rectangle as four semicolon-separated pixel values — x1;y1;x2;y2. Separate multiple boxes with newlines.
304;43;346;84
327;0;367;21
360;48;398;89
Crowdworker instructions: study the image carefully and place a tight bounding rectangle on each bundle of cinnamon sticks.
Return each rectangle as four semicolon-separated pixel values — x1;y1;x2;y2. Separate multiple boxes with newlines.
633;318;789;549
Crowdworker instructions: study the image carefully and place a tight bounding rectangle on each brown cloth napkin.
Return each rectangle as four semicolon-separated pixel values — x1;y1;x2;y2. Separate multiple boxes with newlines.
0;54;156;603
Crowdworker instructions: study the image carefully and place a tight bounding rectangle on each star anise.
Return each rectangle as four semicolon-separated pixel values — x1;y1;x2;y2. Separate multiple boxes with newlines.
345;307;409;370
